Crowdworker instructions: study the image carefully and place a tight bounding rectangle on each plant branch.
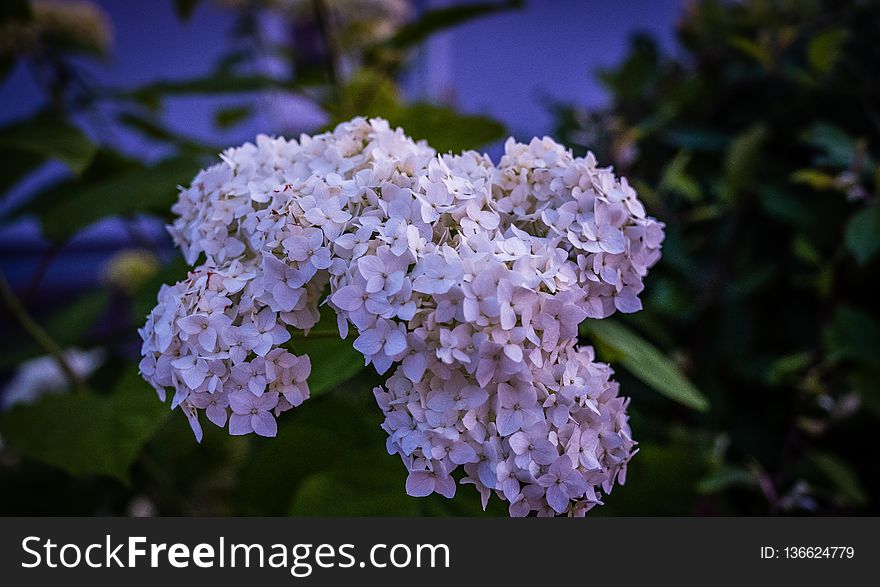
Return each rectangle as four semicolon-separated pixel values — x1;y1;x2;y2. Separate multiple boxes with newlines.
0;271;87;392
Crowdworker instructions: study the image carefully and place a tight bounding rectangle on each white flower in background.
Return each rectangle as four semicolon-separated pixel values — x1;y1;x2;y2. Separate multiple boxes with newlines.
1;348;105;411
141;117;665;516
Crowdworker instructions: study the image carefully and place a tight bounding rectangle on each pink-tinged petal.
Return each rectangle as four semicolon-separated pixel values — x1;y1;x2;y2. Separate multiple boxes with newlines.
183;406;203;443
228;392;253;414
495;409;523;436
405;472;435;497
353;330;382;356
180;367;207;390
449;442;478;465
176;315;206;335
255;391;279;410
331;285;364;311
508;432;530;455
614;291;642;313
433;474;457;498
198;328;217;352
252;412;277;437
426;390;455;412
384;329;407;356
402;352;426;382
563;472;589;498
206;404;228;427
503;344;523;362
357;256;384;279
228;413;253;435
546;485;570;514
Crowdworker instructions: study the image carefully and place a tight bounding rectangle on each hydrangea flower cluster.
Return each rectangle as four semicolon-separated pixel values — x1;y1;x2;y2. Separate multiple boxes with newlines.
139;117;664;516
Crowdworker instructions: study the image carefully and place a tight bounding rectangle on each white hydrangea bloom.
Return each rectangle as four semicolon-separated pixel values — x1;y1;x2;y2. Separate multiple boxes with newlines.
139;117;664;516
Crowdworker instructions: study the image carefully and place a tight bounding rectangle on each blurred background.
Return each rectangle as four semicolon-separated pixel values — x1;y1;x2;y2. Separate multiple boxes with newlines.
0;0;877;516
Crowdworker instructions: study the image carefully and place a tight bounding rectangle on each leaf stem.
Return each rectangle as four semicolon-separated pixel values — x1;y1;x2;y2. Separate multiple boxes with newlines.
0;272;87;392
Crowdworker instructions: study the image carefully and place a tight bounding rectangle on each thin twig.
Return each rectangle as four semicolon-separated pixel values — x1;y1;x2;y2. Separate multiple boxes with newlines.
0;271;87;392
23;242;61;300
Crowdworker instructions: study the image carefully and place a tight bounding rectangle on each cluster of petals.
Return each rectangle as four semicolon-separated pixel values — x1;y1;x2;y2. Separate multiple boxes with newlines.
139;117;664;515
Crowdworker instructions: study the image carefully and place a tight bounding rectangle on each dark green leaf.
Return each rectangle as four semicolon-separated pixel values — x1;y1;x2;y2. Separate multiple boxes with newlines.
598;34;660;101
0;369;170;482
9;148;142;220
0;0;30;23
844;202;880;265
387;103;505;153
288;307;365;396
661;127;729;152
288;449;418;516
823;305;880;366
293;337;365;397
811;453;867;506
39;155;203;240
807;28;847;74
697;466;757;494
173;0;200;21
117;111;212;152
0;290;109;369
381;1;522;51
0;114;97;175
0;147;42;198
801;123;864;169
581;319;709;411
123;74;290;104
214;106;252;129
721;126;766;199
597;443;708;515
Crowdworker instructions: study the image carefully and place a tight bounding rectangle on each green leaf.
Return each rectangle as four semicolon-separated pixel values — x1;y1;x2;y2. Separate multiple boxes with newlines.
721;126;766;199
697;466;757;494
0;114;97;175
598;34;660;101
288;308;365;396
173;0;200;21
790;169;837;191
237;390;385;515
659;151;701;201
0;0;31;23
801;123;862;169
39;155;203;240
117;111;212;152
844;202;880;265
288;450;418;516
661;127;729;152
8;148;142;220
0;148;42;197
123;74;290;104
811;453;867;506
823;305;880;366
293;337;365;397
214;105;252;129
807;28;847;74
596;443;708;515
0;369;170;482
0;290;109;369
387;103;506;153
381;0;522;51
581;319;709;411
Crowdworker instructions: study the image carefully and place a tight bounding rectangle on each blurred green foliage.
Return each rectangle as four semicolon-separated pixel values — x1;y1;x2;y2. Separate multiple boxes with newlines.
556;0;879;514
0;0;876;516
